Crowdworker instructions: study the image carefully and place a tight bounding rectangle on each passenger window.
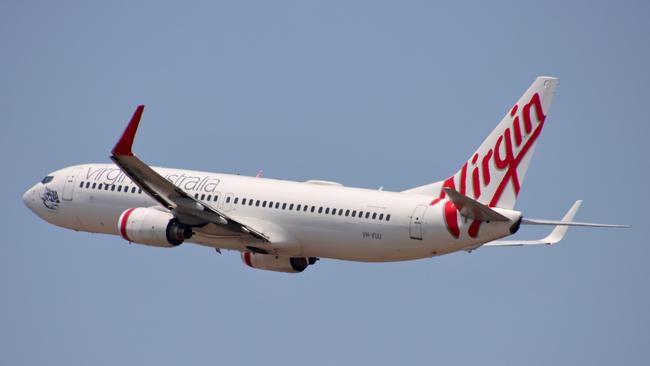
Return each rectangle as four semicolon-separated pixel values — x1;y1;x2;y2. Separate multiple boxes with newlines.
132;187;136;193
304;205;308;212
92;183;97;189
86;182;90;188
365;212;370;219
345;209;350;216
201;194;206;200
275;202;280;209
263;201;267;208
332;209;337;216
242;198;247;205
318;207;323;213
249;200;253;206
138;189;142;194
117;185;122;192
379;213;384;220
386;214;391;221
105;185;109;191
195;193;199;199
207;195;212;201
234;197;239;204
255;200;260;206
111;185;115;191
79;181;84;188
358;211;363;218
124;185;129;192
296;204;301;211
372;213;377;219
226;197;231;203
352;210;357;217
282;203;287;210
268;201;273;208
338;209;343;216
325;208;330;214
289;204;294;210
311;206;315;213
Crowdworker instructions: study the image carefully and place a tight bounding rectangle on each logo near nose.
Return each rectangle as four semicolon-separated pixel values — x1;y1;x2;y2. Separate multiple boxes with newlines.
40;187;60;210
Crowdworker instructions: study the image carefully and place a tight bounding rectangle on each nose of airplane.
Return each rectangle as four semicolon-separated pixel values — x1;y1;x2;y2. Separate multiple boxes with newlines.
22;185;38;213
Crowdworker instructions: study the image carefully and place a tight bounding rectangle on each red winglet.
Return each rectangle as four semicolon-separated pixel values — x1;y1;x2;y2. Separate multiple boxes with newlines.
112;105;145;156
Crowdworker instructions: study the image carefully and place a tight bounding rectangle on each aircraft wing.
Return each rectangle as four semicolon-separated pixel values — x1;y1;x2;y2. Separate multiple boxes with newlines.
110;105;269;242
483;200;582;247
484;200;630;247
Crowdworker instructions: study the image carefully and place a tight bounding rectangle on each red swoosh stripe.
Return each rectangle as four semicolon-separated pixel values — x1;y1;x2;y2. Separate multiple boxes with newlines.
119;208;136;242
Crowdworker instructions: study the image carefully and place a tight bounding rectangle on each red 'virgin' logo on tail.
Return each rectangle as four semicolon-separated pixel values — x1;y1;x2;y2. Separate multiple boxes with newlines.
431;92;546;238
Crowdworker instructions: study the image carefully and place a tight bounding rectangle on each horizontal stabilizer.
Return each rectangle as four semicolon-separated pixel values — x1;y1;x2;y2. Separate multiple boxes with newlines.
521;218;630;228
484;200;582;247
442;187;509;222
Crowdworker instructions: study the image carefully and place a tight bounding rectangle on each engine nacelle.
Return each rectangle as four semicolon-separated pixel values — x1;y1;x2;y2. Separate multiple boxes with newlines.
241;252;317;273
117;207;192;247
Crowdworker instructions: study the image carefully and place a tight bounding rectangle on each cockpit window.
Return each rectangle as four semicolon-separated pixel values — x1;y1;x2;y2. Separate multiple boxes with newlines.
41;176;54;184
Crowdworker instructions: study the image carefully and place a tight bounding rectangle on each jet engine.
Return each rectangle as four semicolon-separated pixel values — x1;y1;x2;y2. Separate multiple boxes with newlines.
241;252;317;273
117;207;192;247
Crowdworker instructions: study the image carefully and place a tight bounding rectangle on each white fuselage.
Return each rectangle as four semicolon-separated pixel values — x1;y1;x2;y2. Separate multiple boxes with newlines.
23;164;519;262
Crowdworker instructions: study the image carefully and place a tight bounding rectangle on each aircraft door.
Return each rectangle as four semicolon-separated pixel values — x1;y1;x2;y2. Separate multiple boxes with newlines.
62;167;83;201
409;204;428;240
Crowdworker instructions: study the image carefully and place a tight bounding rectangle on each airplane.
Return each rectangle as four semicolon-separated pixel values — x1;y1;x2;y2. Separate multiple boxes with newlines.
22;76;629;273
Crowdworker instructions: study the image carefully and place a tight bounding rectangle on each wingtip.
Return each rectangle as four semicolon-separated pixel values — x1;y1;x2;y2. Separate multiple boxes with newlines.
111;105;145;156
564;200;582;221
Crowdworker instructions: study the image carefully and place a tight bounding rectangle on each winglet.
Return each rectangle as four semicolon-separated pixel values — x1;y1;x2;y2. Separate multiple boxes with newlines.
539;200;582;244
112;105;144;156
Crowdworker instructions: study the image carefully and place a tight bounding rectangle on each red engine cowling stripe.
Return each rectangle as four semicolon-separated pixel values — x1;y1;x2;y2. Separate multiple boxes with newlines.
119;208;136;242
243;252;253;267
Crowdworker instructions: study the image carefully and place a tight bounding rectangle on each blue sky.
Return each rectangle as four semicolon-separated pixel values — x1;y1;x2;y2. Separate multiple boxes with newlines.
2;1;649;365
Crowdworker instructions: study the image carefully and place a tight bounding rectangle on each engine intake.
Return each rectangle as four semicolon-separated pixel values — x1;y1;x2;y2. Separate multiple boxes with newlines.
241;252;317;273
118;207;192;247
